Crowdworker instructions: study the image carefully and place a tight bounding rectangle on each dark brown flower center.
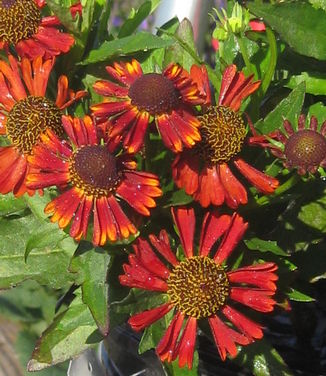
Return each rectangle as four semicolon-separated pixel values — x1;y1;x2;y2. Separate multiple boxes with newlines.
197;105;246;164
284;129;326;169
128;73;180;115
69;145;121;197
167;256;229;319
6;96;62;154
0;0;41;44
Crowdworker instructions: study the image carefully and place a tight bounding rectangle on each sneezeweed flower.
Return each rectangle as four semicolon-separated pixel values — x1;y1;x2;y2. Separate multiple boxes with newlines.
91;59;205;154
249;114;326;175
0;55;86;197
26;115;162;246
0;0;75;59
119;207;278;369
172;65;279;209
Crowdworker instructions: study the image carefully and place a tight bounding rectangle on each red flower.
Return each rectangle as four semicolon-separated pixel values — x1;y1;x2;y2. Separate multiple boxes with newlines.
249;20;266;32
26;115;162;246
70;1;82;19
0;0;75;59
249;114;326;175
172;65;279;209
0;55;86;197
91;59;206;153
119;207;278;369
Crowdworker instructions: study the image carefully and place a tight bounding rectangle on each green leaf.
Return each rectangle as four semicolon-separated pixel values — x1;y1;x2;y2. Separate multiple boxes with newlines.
0;213;77;289
163;18;198;71
164;353;199;376
27;290;98;371
286;288;315;302
25;223;68;262
286;71;326;95
308;102;326;124
236;339;293;376
245;237;288;256
16;330;68;376
0;193;27;217
82;32;174;64
298;190;326;233
69;244;111;335
248;2;326;60
118;1;159;38
256;82;305;134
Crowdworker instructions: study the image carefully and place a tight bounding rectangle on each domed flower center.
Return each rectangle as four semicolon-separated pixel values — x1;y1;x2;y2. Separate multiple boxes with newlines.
129;73;180;115
284;129;326;169
6;96;62;154
197;106;246;164
0;0;41;44
167;256;229;319
70;145;121;197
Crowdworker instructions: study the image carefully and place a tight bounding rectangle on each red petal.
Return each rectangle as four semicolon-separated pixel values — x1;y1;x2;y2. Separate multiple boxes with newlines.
149;230;178;267
157;311;185;363
173;317;197;369
230;288;276;312
208;315;250;361
171;206;195;258
199;211;231;257
194;164;225;207
219;163;247;208
228;262;278;291
234;158;279;194
222;305;263;340
172;151;200;195
93;79;128;97
214;213;248;264
128;303;173;331
120;255;168;292
69;196;93;241
134;238;171;280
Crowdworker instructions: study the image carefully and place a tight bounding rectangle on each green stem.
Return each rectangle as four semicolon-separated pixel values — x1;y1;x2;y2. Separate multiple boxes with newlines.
256;173;301;206
261;27;277;95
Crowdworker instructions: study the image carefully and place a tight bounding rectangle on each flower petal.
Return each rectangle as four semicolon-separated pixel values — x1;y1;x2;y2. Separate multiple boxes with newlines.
157;311;185;363
173;317;197;369
214;213;248;264
199;211;231;257
128;303;173;331
234;158;279;194
171;206;195;258
208;315;250;361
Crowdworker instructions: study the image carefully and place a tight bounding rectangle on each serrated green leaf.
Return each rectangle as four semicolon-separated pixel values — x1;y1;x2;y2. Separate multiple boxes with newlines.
82;32;174;64
0;213;77;289
248;2;326;60
298;190;326;233
27;290;98;370
245;237;288;256
163;18;198;71
256;82;305;134
69;245;111;335
16;330;68;376
0;193;27;217
25;223;68;262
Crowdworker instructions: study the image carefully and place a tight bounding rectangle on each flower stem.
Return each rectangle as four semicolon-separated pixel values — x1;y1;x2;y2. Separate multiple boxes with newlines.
256;173;301;206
